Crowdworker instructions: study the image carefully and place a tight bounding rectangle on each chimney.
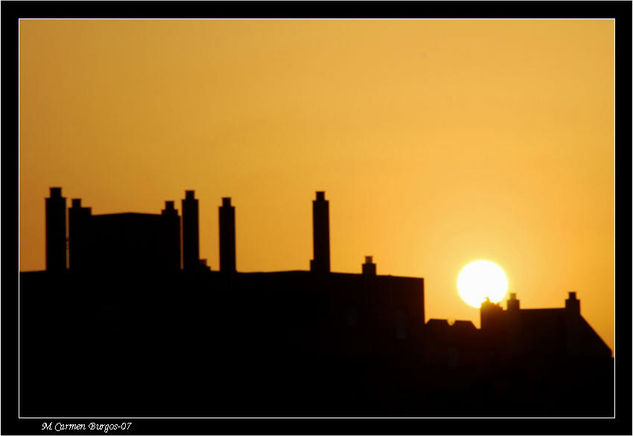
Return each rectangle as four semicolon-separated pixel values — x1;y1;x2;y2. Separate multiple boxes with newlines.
219;197;236;273
310;191;330;273
182;190;200;271
362;256;376;276
68;197;92;271
565;292;580;314
507;293;520;311
162;201;176;214
45;187;67;271
162;200;181;271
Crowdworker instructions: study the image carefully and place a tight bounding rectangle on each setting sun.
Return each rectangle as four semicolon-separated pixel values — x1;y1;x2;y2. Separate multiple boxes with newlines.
457;260;508;308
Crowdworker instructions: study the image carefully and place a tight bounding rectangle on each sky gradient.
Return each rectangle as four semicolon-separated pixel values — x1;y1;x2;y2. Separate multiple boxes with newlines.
19;19;614;350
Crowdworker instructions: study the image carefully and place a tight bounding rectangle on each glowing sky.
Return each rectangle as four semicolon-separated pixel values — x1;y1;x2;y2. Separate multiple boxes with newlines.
19;19;614;350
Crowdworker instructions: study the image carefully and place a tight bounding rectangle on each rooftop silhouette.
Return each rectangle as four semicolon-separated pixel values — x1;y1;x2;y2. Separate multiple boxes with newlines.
18;187;613;417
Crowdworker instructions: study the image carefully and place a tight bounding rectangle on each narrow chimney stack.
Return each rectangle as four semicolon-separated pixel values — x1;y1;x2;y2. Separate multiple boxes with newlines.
310;191;330;273
182;190;200;271
45;187;67;271
68;197;92;271
219;197;236;273
162;200;181;271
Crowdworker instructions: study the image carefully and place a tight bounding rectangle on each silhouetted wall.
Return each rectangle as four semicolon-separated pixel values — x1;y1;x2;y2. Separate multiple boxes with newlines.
45;187;67;271
182;190;200;271
66;199;181;273
219;197;236;273
88;213;180;272
19;267;612;418
310;191;330;273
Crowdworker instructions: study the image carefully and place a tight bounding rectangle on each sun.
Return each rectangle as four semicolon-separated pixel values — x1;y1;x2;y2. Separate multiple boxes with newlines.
457;260;508;308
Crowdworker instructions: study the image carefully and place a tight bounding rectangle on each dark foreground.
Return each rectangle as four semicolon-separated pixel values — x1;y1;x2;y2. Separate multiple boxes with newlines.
20;270;613;418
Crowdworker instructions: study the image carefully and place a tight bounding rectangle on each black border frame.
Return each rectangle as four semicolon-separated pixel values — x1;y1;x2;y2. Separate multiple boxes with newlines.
2;2;631;434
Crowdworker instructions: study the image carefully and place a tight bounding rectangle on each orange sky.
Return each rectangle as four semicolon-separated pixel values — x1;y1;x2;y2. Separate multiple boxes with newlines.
19;19;614;350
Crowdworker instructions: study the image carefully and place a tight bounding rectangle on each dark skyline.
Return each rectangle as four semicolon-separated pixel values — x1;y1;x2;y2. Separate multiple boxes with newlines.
19;186;613;419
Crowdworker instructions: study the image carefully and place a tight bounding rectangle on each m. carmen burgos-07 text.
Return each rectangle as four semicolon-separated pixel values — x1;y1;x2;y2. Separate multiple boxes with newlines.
41;422;133;433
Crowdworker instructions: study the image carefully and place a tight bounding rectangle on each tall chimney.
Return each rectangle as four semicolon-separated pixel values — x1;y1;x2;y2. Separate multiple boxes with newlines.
68;198;92;271
45;187;67;271
181;190;200;271
310;191;330;273
219;197;236;273
162;200;181;271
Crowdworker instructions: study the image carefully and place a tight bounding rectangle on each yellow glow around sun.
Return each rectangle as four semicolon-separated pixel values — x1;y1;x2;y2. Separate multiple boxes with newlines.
457;260;508;308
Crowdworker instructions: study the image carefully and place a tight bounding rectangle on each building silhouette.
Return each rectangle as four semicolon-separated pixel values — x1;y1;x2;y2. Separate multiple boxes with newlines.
479;292;611;359
62;191;181;273
25;187;613;418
